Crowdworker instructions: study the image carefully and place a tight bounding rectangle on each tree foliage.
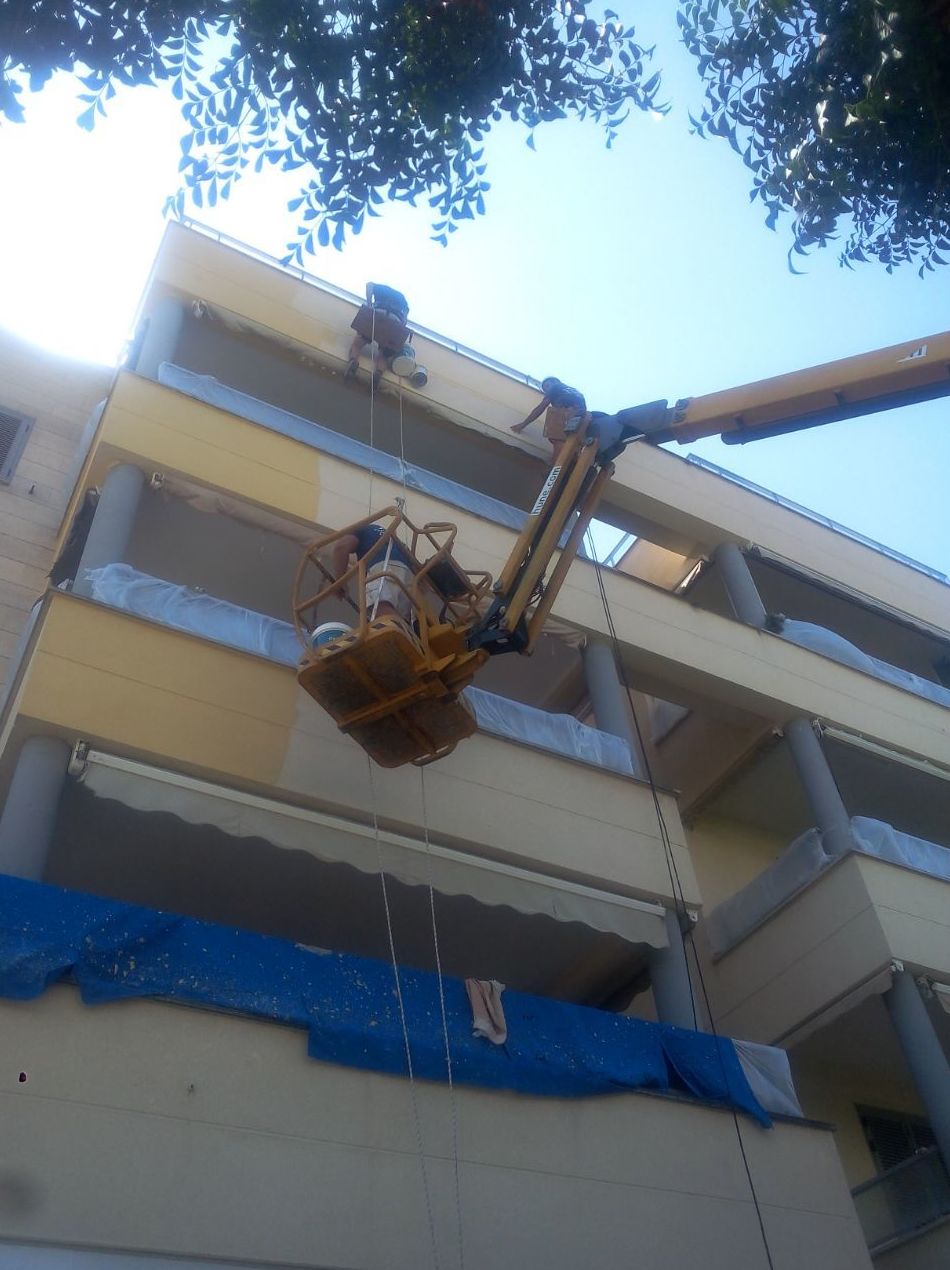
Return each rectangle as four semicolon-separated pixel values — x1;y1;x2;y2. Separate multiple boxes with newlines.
679;0;950;273
0;1;664;260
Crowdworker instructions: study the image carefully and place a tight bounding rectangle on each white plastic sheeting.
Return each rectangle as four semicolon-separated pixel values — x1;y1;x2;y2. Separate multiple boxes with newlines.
706;829;831;957
708;815;950;956
778;619;950;709
851;816;950;883
157;363;530;534
733;1039;803;1118
85;564;632;776
463;685;635;776
85;564;302;667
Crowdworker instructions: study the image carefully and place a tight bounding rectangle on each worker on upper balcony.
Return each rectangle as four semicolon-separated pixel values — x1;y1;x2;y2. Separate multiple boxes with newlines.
327;521;416;623
510;377;588;465
345;282;412;389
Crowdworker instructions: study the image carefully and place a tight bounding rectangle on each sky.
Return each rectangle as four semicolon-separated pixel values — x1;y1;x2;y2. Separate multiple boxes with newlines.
0;3;948;575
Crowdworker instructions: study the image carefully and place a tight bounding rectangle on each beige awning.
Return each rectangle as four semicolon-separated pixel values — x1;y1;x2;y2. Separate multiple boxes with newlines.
77;749;668;949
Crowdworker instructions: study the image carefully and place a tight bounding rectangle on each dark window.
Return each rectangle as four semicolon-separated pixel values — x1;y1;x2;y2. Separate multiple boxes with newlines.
0;407;33;484
859;1106;936;1173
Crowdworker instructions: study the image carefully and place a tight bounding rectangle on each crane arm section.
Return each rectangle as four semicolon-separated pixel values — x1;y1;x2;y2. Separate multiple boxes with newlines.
633;331;950;447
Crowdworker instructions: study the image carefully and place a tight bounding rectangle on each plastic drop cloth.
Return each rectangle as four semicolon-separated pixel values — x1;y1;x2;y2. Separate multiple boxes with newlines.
706;828;833;957
464;685;635;776
85;565;631;775
84;563;302;667
707;816;950;957
851;816;950;882
733;1038;803;1117
778;619;950;709
158;363;529;534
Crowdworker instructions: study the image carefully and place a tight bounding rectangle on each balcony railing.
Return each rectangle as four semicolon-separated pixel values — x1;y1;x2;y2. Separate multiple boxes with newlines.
852;1147;950;1252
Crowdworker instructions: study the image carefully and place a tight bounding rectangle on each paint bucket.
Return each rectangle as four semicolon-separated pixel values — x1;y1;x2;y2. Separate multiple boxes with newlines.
409;365;429;388
310;621;351;649
391;344;417;377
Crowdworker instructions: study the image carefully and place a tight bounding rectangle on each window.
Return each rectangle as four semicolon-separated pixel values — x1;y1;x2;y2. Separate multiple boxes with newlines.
0;407;33;484
858;1107;936;1173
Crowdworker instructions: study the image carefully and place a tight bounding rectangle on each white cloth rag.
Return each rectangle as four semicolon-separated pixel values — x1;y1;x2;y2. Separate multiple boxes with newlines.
465;978;507;1045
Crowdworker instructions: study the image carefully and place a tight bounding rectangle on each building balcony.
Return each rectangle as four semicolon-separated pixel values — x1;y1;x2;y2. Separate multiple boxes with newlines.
138;220;949;637
2;590;696;917
852;1147;950;1266
0;928;873;1269
61;372;950;772
708;850;950;1046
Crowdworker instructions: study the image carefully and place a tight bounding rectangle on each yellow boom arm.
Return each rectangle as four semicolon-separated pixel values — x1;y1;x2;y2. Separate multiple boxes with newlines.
636;331;950;447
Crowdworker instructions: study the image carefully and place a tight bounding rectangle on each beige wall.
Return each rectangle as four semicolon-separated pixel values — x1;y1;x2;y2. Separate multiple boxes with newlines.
0;328;111;683
9;594;698;908
874;1219;950;1270
0;987;872;1269
687;815;787;911
149;223;949;633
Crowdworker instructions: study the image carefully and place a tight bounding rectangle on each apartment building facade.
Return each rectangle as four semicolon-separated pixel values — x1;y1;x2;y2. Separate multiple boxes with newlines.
0;221;947;1269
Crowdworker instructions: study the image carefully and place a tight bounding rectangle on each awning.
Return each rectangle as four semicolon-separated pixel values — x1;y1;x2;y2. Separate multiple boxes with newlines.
76;749;668;949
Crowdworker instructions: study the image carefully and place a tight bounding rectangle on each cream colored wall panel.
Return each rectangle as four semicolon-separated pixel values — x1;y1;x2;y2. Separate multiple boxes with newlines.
711;857;892;1042
0;989;871;1270
686;817;787;911
874;1220;950;1270
91;379;950;772
153;224;946;634
17;595;693;905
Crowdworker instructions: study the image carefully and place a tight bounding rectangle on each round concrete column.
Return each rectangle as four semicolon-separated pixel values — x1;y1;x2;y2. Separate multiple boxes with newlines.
783;718;854;857
73;463;145;597
648;908;697;1029
714;542;767;628
885;970;950;1171
582;639;641;772
0;736;71;880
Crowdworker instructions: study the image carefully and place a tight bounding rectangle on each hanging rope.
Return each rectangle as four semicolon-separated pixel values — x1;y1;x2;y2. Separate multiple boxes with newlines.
585;531;777;1270
366;758;443;1270
420;765;466;1270
356;333;462;1268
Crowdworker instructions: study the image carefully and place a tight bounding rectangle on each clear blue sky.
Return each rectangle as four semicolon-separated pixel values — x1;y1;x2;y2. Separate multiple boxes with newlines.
0;3;947;574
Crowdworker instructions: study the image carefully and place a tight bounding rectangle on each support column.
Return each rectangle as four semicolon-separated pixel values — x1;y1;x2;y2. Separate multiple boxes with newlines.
885;970;950;1170
132;295;188;380
582;639;641;770
714;541;767;628
783;717;854;856
648;908;697;1029
0;736;71;880
73;463;145;597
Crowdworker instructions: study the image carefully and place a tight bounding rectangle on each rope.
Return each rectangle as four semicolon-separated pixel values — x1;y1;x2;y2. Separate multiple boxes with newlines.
585;532;777;1270
359;327;462;1268
397;375;465;1269
366;758;443;1270
420;766;466;1270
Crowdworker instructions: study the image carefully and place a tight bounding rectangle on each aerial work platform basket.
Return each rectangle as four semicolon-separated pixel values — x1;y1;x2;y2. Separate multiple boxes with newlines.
293;508;494;767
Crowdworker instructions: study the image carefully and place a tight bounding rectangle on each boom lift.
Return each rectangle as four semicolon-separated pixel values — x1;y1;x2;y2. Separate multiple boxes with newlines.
293;330;950;769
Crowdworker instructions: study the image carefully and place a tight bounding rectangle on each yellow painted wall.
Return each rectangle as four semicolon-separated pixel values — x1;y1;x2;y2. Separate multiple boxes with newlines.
13;594;698;906
0;328;111;681
151;222;949;634
85;375;950;771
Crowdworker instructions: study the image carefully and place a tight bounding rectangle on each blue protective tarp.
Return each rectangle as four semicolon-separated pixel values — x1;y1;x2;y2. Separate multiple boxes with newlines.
0;874;769;1123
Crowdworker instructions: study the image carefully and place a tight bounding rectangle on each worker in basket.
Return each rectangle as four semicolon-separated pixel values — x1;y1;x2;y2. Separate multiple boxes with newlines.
345;282;411;389
327;521;416;624
510;376;589;465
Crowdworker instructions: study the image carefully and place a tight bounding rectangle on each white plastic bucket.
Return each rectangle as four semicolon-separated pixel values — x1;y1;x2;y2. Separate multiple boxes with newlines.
391;344;417;377
310;621;351;649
